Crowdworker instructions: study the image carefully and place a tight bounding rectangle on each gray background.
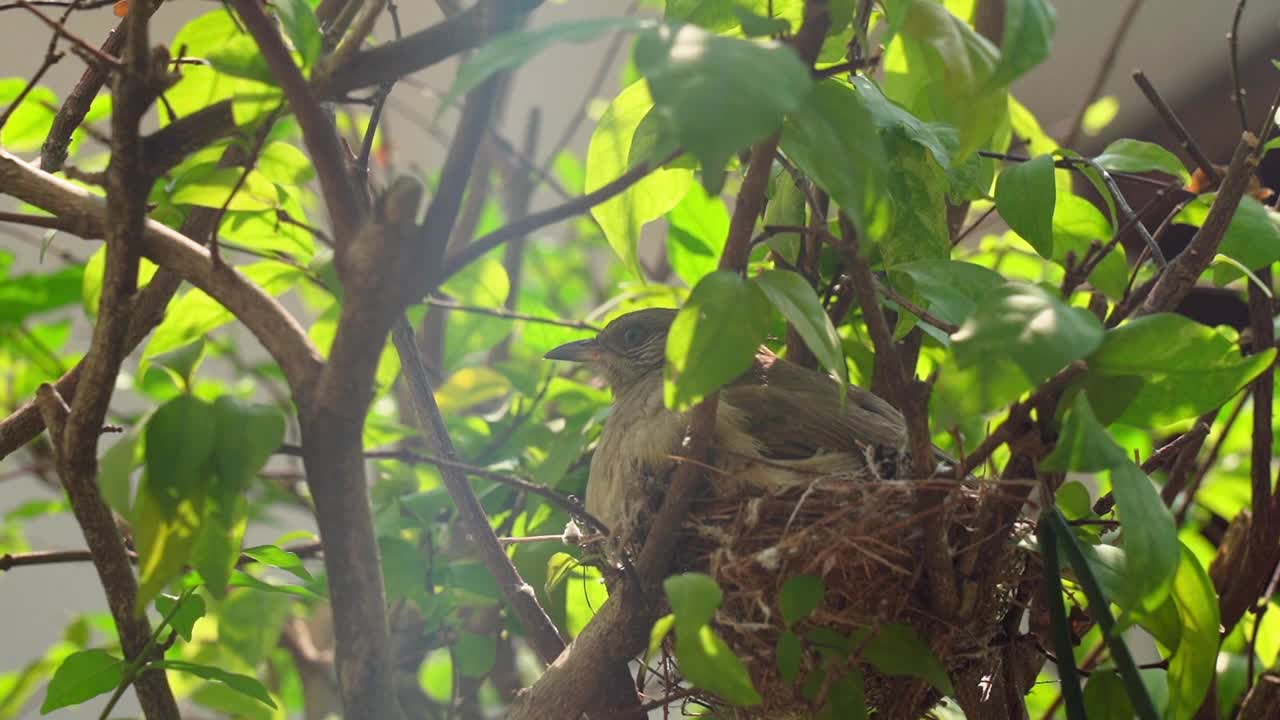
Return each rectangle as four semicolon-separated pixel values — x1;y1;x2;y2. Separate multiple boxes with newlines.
1;0;1277;717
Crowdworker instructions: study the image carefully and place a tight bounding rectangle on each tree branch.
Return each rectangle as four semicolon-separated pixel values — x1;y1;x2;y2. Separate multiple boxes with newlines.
230;0;363;240
1136;133;1258;317
315;0;545;98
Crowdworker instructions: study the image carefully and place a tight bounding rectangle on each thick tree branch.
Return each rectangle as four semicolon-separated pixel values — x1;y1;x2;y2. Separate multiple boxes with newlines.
315;0;545;98
1136;133;1258;317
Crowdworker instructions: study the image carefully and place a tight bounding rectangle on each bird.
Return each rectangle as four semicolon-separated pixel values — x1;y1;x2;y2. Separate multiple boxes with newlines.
544;308;911;547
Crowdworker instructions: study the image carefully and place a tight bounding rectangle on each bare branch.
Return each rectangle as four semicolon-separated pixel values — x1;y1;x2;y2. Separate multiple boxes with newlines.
1137;133;1259;317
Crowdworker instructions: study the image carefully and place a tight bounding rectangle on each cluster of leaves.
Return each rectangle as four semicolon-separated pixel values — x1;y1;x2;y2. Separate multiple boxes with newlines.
2;0;1280;718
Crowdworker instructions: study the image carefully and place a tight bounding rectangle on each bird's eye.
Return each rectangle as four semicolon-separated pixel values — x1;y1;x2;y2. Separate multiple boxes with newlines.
621;326;646;348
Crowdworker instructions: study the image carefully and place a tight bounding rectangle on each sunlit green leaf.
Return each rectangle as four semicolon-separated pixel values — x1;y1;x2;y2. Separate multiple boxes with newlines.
276;0;322;68
1041;392;1129;472
668;183;729;287
586;79;694;275
155;593;207;642
753;270;846;382
990;0;1055;87
1094;139;1189;182
857;623;954;695
1109;460;1179;614
781;79;886;235
1164;545;1219;719
0;81;56;152
664;271;770;409
636;23;813;191
170;163;280;212
40;649;123;714
153;660;277;709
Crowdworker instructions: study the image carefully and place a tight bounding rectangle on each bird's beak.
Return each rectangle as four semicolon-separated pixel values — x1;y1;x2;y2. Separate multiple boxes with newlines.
544;338;601;362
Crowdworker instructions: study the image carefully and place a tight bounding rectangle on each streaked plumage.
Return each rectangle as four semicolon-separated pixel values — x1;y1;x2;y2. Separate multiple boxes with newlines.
545;308;909;543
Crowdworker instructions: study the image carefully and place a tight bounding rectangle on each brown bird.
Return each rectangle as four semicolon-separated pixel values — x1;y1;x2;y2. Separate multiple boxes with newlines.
545;308;910;546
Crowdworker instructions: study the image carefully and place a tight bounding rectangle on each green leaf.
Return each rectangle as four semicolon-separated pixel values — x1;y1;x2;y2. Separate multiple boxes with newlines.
781;79;886;235
1046;509;1160;720
1084;671;1134;720
97;423;142;520
240;545;313;582
635;23;813;191
143;261;300;358
453;632;497;678
1110;460;1179;615
276;0;322;68
1094;139;1189;182
152;660;277;709
1038;508;1088;720
753;271;846;382
0;80;57;152
664;271;771;409
828;670;868;720
1173;194;1280;284
869;121;952;267
882;1;1007;157
677;624;762;705
565;564;609;637
648;613;676;662
1041;392;1129;472
778;574;824;626
1085;313;1276;426
952;282;1103;389
852;76;956;169
996;154;1057;257
448;17;657;105
734;6;790;37
667;183;729;287
144;338;206;389
144;395;217;516
859;623;954;695
776;630;803;682
0;266;84;323
227;570;325;600
155;593;207;642
664;572;723;630
990;0;1056;87
1053;192;1126;299
1056;480;1093;520
762;167;806;263
191;506;245;600
170;163;280;211
40;649;124;713
206;35;277;84
586;79;694;275
210;397;285;495
886;259;1004;329
1164;545;1219;719
134;490;205;610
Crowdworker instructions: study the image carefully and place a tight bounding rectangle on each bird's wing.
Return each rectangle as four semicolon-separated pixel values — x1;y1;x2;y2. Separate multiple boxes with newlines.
722;351;908;460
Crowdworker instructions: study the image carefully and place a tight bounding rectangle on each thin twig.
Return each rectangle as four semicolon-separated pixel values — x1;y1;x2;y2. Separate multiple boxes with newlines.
439;153;674;285
1132;71;1219;184
426;296;601;331
1228;0;1250;132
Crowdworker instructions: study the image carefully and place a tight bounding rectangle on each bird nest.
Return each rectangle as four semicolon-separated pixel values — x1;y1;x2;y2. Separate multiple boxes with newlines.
657;476;1032;719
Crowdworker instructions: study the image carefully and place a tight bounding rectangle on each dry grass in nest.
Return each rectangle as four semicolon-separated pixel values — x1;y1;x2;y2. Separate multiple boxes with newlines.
653;476;1032;719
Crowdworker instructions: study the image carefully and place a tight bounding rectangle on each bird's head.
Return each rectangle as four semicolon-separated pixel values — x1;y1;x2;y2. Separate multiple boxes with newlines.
544;308;677;392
